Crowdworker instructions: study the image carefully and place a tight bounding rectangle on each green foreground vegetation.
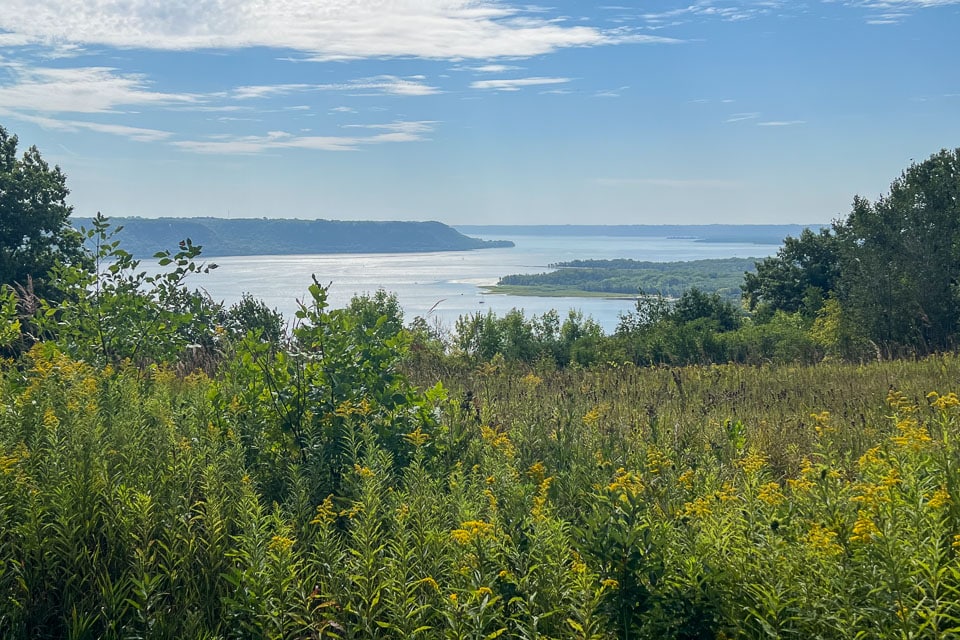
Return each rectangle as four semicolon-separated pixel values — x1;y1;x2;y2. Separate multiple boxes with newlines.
3;125;960;637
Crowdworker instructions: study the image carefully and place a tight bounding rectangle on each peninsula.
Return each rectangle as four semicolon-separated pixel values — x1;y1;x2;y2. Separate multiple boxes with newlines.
72;217;514;257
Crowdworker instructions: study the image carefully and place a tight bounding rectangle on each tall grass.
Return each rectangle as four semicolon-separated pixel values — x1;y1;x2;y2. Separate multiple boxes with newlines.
3;343;960;637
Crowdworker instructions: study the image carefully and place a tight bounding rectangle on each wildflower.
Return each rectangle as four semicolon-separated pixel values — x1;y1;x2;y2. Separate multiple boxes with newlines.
887;389;916;413
480;425;515;457
451;520;495;545
601;579;619;590
788;458;816;492
683;497;712;518
928;391;960;411
645;446;670;475
311;495;337;526
606;467;644;499
952;534;960;551
805;523;843;556
268;535;295;553
404;427;430;447
858;447;883;470
449;593;458;604
521;373;542;388
850;511;881;543
927;487;952;509
527;461;547;483
757;482;785;507
811;410;835;437
739;449;767;475
353;464;375;480
583;404;606;428
475;586;493;597
420;577;439;591
678;469;695;489
891;417;932;451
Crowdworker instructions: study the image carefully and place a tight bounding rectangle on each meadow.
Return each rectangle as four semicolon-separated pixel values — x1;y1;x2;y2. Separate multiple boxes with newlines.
3;325;960;637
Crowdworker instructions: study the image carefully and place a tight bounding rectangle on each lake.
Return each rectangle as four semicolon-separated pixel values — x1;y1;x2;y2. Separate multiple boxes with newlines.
182;234;781;333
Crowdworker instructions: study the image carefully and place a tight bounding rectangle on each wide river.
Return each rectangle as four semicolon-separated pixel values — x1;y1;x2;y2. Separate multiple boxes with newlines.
183;234;781;333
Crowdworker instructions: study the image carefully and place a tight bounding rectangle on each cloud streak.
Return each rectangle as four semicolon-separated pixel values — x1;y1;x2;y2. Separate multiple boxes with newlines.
0;0;664;60
470;76;571;91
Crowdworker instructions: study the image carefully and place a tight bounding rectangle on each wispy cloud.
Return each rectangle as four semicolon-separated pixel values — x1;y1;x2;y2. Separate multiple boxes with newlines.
470;76;571;91
757;120;805;126
0;64;199;113
0;1;659;60
725;112;760;122
174;121;436;154
0;109;172;142
233;76;440;98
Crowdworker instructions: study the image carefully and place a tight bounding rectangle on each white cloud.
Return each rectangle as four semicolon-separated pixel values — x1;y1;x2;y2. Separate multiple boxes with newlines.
0;64;199;113
233;76;440;98
0;109;172;142
0;1;659;60
471;76;571;91
175;120;436;154
757;120;805;126
725;112;760;122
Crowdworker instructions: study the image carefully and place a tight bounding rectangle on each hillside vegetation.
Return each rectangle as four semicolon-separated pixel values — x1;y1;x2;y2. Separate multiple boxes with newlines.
3;125;960;638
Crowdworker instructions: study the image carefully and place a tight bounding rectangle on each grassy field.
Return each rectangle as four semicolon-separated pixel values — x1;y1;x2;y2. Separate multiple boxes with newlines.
3;346;960;638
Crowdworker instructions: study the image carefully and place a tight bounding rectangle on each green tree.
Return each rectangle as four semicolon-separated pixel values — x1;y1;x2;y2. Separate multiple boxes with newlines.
835;149;960;354
0;125;89;299
742;227;841;319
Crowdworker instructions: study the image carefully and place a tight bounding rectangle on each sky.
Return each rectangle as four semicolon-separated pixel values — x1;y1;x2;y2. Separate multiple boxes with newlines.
0;1;957;226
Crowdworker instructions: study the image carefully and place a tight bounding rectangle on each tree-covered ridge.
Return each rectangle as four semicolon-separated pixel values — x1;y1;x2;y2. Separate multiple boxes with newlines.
456;224;824;245
493;257;756;299
70;216;514;257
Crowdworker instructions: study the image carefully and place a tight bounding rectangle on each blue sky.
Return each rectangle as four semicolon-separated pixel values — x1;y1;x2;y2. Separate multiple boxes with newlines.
0;0;957;225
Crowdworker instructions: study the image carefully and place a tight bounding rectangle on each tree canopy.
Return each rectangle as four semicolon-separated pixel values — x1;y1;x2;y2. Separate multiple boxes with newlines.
0;125;89;298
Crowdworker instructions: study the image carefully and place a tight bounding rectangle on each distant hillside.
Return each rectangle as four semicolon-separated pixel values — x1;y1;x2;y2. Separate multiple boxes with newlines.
456;224;826;245
71;217;514;257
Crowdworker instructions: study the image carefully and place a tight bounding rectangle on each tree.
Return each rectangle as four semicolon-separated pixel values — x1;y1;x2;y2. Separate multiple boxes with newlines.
742;227;841;319
836;148;960;354
0;125;90;299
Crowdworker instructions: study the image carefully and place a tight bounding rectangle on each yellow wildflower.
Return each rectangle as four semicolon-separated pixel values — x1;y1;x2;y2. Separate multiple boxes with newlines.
310;495;337;526
583;404;604;428
268;535;295;553
606;467;644;499
891;417;932;451
480;425;515;457
645;446;670;475
475;586;493;597
928;391;960;411
521;373;542;388
451;520;495;544
420;577;439;591
601;579;619;590
850;512;881;543
805;523;843;556
952;534;960;551
927;487;952;509
739;449;767;475
683;497;712;518
449;593;458;604
527;461;547;484
353;464;375;479
758;482;785;507
678;470;695;490
404;427;430;446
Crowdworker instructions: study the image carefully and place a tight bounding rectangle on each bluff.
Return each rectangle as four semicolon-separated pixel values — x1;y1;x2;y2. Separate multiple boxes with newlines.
71;217;513;257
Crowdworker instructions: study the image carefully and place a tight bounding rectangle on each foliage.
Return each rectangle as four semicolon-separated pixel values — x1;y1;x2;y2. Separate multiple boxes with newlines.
495;257;756;299
0;125;90;300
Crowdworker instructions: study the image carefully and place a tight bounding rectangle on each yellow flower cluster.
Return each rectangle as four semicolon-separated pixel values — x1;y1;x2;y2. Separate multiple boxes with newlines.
645;446;670;475
850;512;881;543
451;520;495;545
887;389;917;413
927;391;960;411
310;495;337;526
527;461;547;484
606;467;645;499
678;470;695;490
354;464;375;480
739;449;767;475
927;487;952;509
787;458;816;493
805;522;843;556
531;476;553;520
811;410;836;437
891;417;932;451
521;373;542;388
757;482;785;507
480;425;515;457
404;426;430;446
582;404;606;428
268;535;295;553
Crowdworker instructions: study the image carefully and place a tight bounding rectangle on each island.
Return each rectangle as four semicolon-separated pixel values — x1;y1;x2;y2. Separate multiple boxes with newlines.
72;217;514;257
484;257;757;299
